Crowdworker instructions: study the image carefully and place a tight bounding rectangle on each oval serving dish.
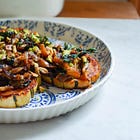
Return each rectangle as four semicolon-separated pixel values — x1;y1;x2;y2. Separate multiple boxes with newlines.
0;18;114;123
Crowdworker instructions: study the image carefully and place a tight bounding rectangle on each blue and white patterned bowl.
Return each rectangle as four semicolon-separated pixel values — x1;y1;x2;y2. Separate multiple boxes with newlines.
0;18;114;123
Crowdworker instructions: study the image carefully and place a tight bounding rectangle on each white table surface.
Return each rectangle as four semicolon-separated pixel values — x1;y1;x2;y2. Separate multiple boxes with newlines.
0;17;140;140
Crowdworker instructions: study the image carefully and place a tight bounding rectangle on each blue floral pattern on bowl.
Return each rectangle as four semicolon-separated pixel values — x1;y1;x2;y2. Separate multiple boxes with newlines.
24;88;81;108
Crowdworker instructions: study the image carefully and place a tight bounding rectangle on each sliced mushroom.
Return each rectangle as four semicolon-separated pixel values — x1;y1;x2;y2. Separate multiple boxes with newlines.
38;58;49;68
10;67;24;74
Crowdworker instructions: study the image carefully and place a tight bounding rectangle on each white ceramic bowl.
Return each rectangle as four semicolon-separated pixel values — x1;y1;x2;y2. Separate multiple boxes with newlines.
0;18;114;123
0;0;64;17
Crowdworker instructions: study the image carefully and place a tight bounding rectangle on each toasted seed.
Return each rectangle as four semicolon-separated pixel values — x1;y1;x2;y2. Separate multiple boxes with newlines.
30;71;38;78
39;67;48;74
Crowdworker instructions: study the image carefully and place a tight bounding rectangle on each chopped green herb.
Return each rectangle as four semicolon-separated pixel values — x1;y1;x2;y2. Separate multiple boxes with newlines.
86;48;97;53
64;43;75;50
62;55;71;62
76;47;97;54
71;54;78;58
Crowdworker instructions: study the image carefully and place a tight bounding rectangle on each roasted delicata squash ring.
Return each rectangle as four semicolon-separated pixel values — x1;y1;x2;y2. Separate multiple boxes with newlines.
0;26;101;108
42;55;100;89
0;79;38;108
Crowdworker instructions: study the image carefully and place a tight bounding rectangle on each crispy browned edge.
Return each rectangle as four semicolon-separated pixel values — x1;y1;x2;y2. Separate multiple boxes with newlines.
0;79;38;108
